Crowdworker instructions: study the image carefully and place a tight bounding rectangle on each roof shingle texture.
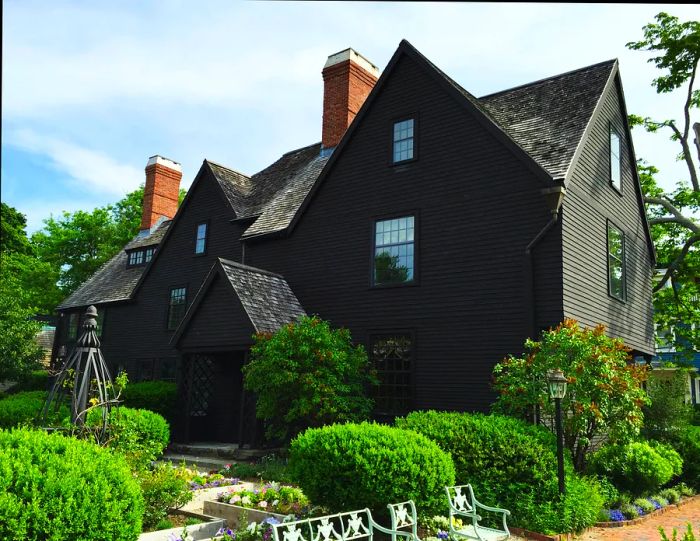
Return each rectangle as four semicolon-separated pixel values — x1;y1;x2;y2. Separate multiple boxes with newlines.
57;221;171;309
219;259;306;333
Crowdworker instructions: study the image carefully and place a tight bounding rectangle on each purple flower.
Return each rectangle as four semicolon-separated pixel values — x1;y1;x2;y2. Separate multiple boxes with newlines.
437;531;449;539
634;505;644;516
608;509;625;522
264;517;281;526
649;499;662;510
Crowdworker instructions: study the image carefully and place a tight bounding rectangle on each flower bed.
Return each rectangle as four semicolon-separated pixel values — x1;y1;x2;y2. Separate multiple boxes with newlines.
597;493;699;527
216;483;310;516
178;465;242;491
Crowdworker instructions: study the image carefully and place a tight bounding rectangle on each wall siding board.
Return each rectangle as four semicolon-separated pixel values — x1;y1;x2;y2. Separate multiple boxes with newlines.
562;76;654;354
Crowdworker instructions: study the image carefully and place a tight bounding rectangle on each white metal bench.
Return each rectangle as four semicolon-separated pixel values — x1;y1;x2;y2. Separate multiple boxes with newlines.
445;485;510;541
272;507;414;541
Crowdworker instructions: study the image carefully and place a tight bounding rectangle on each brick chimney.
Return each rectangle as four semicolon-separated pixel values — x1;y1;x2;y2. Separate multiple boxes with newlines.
140;155;182;231
322;48;380;152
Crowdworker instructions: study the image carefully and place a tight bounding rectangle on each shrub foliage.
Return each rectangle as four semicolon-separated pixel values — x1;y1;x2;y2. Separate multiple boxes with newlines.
121;380;177;422
0;390;67;428
243;316;377;442
0;427;143;540
289;422;455;517
107;407;170;468
587;440;683;495
642;368;694;441
493;319;649;470
137;463;192;530
396;411;602;533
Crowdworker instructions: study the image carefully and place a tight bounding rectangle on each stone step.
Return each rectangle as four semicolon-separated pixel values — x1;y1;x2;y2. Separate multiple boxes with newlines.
161;453;233;472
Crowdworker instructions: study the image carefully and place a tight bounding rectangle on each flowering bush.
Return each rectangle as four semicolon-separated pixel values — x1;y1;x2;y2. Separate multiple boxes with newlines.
217;483;311;516
213;517;283;541
178;465;240;490
493;319;649;471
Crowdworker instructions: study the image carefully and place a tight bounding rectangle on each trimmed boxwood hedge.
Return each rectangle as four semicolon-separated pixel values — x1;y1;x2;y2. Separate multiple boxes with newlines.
0;427;144;540
121;381;177;422
396;411;602;534
289;422;455;516
0;391;67;428
107;407;170;468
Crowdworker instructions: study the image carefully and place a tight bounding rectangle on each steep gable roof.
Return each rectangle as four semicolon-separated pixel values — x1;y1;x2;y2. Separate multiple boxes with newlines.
479;59;616;181
57;220;171;310
171;258;305;345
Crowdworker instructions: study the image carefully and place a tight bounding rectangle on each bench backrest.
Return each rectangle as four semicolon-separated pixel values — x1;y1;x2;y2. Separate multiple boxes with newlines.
387;500;418;539
445;485;476;515
272;510;374;541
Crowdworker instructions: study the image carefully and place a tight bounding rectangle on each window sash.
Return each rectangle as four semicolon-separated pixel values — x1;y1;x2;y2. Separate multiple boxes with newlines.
393;119;414;163
67;313;79;340
374;216;415;285
195;223;207;254
371;335;412;417
128;250;144;266
607;224;626;300
610;127;621;190
167;287;187;330
145;248;154;262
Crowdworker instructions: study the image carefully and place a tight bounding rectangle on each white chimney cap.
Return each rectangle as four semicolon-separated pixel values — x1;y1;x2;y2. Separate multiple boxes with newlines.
146;155;182;172
324;48;379;77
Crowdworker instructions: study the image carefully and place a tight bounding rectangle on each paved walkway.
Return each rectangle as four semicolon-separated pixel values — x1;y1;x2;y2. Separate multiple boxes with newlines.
574;497;700;541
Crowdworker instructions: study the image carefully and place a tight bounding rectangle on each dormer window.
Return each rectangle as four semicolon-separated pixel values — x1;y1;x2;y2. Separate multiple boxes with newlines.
145;247;155;263
195;223;207;255
128;250;144;266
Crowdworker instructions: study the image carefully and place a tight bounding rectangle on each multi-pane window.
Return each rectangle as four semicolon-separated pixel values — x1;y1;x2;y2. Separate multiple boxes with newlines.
67;313;79;340
607;222;626;301
371;335;412;417
195;223;207;254
374;216;415;285
145;247;155;263
167;287;187;330
610;125;621;191
128;250;144;266
95;309;105;338
393;119;414;163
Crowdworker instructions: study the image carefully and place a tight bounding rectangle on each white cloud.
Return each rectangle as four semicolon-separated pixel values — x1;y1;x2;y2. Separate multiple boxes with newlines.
6;129;142;197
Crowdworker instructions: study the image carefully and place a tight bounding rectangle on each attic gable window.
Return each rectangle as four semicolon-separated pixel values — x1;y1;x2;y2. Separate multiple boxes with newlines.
610;124;622;192
393;119;414;163
167;287;187;330
195;223;207;254
145;247;155;263
607;222;626;301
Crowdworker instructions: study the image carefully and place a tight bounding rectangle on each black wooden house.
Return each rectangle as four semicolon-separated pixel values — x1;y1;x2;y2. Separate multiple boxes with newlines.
53;41;655;444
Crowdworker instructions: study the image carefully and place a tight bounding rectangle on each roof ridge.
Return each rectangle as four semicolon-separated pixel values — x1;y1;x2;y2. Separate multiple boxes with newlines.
204;159;251;179
218;258;285;279
280;141;321;158
479;58;617;99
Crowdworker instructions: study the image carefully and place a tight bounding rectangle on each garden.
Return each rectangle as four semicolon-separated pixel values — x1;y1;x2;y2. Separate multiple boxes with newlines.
0;315;698;541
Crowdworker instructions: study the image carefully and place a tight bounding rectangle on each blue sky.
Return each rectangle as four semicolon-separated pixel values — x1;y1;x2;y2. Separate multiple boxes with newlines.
2;2;698;233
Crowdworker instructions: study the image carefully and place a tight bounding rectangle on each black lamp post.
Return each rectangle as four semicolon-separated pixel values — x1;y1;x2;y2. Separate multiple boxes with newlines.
548;368;568;496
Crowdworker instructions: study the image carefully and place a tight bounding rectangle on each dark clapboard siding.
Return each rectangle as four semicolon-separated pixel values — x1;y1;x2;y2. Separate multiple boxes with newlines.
93;167;244;374
245;53;563;412
561;75;654;354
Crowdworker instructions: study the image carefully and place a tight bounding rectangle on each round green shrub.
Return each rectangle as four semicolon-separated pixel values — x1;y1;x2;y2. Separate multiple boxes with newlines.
588;441;682;496
289;422;455;516
396;411;602;533
6;370;50;394
121;381;177;422
0;391;67;428
0;427;143;540
659;488;680;504
137;463;192;530
108;407;170;467
620;502;639;519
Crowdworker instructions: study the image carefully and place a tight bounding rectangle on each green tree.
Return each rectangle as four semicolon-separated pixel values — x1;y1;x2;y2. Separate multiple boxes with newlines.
242;315;377;442
492;319;650;471
0;264;43;382
0;203;31;255
626;12;700;355
642;365;694;441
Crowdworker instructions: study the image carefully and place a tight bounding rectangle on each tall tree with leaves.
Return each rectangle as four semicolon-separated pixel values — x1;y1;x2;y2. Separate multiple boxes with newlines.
627;12;700;356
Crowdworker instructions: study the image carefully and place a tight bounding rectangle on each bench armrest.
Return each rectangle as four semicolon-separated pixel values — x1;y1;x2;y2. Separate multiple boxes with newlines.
472;498;511;516
369;519;416;540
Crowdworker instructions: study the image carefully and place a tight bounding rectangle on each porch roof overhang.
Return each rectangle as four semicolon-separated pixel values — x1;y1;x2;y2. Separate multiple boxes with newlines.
171;258;306;349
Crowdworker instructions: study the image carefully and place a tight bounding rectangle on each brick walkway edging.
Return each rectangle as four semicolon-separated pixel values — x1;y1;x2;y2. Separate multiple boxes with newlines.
509;494;700;541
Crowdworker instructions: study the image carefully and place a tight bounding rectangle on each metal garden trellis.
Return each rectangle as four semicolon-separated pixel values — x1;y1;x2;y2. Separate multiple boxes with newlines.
40;305;116;443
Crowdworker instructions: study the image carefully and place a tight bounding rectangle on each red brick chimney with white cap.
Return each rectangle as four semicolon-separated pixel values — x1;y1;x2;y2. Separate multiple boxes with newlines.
140;155;182;231
322;48;380;152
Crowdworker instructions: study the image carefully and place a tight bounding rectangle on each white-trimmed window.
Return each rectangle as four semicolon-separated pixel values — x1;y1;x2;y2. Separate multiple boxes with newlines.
393;119;414;163
128;250;144;266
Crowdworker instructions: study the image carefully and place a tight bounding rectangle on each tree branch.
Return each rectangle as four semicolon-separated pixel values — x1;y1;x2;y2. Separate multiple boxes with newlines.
653;233;700;292
682;60;699;191
644;196;699;233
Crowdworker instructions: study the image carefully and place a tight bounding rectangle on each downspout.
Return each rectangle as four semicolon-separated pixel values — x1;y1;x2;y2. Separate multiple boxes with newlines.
524;186;566;425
